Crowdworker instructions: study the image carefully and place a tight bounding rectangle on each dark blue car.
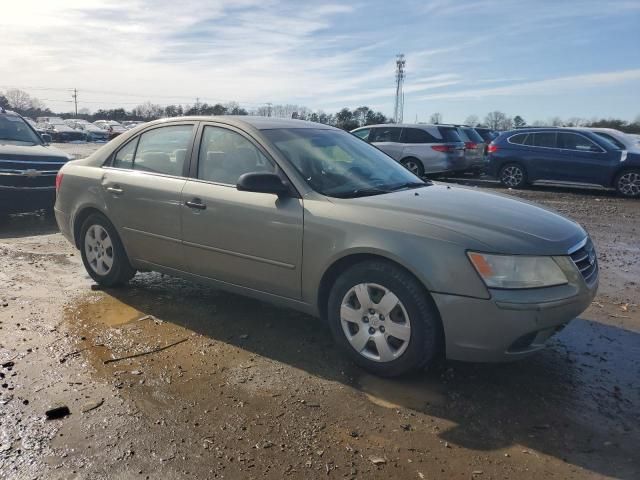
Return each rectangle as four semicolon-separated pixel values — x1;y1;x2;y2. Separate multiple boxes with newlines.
487;127;640;198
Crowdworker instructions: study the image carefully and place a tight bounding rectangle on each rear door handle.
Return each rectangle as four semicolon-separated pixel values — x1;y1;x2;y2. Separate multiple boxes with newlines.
106;186;124;194
185;199;206;210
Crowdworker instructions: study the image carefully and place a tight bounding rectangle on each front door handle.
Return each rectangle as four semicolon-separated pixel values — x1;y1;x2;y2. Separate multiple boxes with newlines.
185;199;207;210
106;186;124;194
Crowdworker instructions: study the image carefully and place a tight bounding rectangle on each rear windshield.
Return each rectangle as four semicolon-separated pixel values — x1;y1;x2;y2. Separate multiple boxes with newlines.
462;127;484;143
438;126;462;143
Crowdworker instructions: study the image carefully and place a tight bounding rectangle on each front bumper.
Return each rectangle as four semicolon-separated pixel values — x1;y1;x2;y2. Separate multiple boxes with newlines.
0;186;56;213
433;268;598;362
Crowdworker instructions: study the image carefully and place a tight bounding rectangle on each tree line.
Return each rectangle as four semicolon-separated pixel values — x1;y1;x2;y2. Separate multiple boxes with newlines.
2;88;639;134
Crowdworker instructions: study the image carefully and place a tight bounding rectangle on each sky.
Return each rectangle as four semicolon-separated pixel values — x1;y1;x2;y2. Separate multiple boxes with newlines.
1;0;639;123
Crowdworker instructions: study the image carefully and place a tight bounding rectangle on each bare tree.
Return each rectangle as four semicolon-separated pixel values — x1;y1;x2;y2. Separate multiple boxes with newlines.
5;88;36;111
484;111;507;130
464;115;479;126
133;102;164;120
550;116;564;127
429;112;442;124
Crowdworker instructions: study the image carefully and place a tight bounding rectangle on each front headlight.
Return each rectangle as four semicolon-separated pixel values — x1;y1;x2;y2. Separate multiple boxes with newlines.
468;252;567;289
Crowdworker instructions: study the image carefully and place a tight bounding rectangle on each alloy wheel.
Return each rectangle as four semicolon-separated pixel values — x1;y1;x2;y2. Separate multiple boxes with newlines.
340;283;411;363
618;171;640;197
84;224;114;275
404;160;421;176
501;165;524;187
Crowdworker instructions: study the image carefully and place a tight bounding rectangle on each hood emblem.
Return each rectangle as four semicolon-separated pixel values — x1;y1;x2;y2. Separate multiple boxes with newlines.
24;169;42;178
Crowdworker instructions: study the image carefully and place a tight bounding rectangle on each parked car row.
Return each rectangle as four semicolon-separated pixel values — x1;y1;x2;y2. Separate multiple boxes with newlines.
487;127;640;198
25;117;146;143
350;123;498;177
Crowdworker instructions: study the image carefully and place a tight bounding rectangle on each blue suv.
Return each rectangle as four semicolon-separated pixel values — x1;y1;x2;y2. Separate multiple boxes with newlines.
487;128;640;198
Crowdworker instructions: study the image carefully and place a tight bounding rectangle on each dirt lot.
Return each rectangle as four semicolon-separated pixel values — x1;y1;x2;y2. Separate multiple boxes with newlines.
1;144;639;479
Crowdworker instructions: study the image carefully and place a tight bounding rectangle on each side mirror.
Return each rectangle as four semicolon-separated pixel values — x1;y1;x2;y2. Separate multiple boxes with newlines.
41;134;52;144
237;172;290;196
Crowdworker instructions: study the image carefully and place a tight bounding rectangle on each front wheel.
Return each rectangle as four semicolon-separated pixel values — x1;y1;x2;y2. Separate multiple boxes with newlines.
499;163;527;188
401;157;425;178
327;261;441;377
79;213;136;287
615;169;640;198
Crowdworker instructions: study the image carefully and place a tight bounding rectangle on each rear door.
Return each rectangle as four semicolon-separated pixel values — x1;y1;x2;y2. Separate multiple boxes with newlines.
556;132;618;185
521;131;569;181
101;123;197;270
370;126;404;160
180;123;303;299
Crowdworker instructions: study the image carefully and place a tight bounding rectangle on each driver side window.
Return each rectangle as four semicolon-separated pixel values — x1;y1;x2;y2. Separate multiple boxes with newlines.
197;126;275;185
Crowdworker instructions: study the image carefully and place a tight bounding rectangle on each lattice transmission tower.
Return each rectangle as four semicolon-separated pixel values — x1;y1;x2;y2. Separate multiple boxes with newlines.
393;54;406;123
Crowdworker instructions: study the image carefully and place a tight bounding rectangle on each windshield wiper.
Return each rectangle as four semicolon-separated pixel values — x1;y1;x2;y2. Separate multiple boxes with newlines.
336;187;392;198
387;181;430;191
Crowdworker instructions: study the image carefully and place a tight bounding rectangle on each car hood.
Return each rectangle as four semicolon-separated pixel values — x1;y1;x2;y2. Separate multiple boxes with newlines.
337;183;586;255
0;143;72;161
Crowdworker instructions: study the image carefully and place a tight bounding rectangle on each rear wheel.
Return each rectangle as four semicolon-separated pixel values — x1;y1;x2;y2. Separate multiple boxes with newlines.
401;157;425;178
79;213;136;286
499;163;527;188
615;169;640;198
327;260;440;377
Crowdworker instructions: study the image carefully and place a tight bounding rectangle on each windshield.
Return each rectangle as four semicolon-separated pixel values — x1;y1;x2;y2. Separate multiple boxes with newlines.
262;128;427;198
0;114;42;146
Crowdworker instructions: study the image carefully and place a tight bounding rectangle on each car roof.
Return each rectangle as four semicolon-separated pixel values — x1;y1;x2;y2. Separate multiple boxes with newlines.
143;116;336;131
353;123;452;130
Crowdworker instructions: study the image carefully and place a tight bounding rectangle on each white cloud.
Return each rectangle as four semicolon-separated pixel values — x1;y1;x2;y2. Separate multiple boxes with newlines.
418;70;640;101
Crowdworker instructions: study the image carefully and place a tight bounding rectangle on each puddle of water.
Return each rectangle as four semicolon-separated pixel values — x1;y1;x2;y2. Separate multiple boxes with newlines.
357;373;446;411
69;294;144;327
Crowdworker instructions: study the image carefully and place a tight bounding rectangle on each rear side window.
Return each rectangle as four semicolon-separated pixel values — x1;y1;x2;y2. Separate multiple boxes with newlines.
557;133;602;152
113;137;138;169
438;127;462;143
352;128;370;141
402;128;438;143
525;132;557;148
370;127;401;143
508;133;528;145
111;125;194;176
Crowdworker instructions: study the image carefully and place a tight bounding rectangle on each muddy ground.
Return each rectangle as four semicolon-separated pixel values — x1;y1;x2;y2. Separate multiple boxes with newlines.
1;144;639;479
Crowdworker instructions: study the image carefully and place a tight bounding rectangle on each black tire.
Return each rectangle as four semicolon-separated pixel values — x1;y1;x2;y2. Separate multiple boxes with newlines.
499;163;527;188
614;169;640;198
327;260;441;377
401;157;425;178
79;213;136;287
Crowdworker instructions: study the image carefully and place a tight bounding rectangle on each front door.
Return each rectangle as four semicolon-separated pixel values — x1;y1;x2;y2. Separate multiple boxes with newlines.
181;124;303;299
556;132;618;185
370;126;404;160
101;123;196;269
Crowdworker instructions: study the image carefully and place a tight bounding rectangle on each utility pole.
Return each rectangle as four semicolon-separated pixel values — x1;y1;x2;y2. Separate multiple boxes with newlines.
195;97;201;115
72;88;78;116
393;54;406;124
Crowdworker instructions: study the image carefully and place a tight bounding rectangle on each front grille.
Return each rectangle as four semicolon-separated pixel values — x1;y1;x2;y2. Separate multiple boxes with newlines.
569;237;598;285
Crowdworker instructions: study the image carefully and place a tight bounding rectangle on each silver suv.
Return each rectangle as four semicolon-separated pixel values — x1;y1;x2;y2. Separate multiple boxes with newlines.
351;124;466;177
